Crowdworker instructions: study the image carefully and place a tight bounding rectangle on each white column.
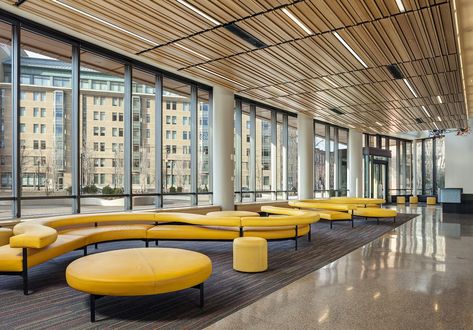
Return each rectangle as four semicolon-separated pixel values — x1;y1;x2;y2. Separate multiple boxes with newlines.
412;140;417;196
212;86;235;210
348;129;363;197
297;113;314;199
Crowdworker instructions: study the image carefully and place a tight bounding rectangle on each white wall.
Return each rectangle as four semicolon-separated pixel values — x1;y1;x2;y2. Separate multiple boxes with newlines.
445;119;473;193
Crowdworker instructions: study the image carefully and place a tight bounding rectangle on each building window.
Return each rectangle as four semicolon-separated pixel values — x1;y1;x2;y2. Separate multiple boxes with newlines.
33;107;39;117
100;127;106;136
100;112;106;121
33;140;39;150
20;91;26;100
20;123;26;133
20;107;25;116
94;127;99;136
40;124;46;134
92;80;108;91
93;96;105;105
33;92;46;101
41;108;46;117
183;102;190;111
172;131;177;140
166;115;171;124
183;131;188;140
93;111;99;120
40;140;46;150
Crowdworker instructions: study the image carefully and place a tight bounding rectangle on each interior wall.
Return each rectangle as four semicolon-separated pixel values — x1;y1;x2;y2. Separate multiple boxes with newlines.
445;119;473;193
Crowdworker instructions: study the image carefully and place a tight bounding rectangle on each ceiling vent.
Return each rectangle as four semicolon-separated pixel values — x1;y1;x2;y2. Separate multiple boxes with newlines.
415;118;424;124
386;64;404;80
224;23;267;49
329;108;344;115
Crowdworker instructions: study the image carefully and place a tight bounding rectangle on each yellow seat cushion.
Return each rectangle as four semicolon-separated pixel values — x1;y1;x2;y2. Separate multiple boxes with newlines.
0;234;86;272
0;228;13;246
233;237;267;272
66;248;212;296
313;209;352;221
290;201;356;211
206;211;259;217
244;224;310;239
352;208;397;218
410;196;419;204
35;213;157;229
147;225;240;240
60;224;153;245
10;223;58;249
397;196;406;204
321;197;386;205
427;197;436;205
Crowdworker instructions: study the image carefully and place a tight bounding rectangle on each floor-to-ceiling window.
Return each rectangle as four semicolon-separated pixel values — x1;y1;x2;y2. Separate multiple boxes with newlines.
314;122;326;197
416;136;445;196
234;98;296;202
0;17;213;219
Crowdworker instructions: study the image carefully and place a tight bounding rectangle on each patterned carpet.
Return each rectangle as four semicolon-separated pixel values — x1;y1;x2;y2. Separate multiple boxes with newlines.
0;214;418;329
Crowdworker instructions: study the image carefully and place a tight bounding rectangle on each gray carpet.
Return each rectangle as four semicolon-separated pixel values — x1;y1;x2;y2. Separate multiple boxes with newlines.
0;213;418;329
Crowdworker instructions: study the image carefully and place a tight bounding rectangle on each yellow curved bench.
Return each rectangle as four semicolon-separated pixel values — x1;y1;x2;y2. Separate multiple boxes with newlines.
66;247;211;322
351;208;397;225
289;201;357;212
1;210;320;294
0;228;13;246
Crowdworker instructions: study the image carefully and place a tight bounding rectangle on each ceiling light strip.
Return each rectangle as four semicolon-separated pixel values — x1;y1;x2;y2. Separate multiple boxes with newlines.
433;122;439;130
51;0;159;46
333;32;368;68
198;67;248;88
322;76;337;88
403;79;418;98
437;95;443;104
176;0;221;26
437;116;442;122
282;8;313;35
396;0;406;12
422;106;431;117
174;44;210;61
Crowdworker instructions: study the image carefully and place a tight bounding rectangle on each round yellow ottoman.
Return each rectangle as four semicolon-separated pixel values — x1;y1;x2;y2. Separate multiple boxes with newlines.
397;196;406;204
409;196;418;204
427;196;436;205
0;228;12;246
233;237;268;272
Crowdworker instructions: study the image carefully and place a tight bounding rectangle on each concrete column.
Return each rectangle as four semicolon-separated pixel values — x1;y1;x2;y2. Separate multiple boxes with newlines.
212;86;235;210
348;129;363;197
297;113;314;199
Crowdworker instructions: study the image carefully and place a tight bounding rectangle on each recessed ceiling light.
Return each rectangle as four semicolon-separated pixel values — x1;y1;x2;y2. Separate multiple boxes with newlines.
395;0;405;12
282;8;313;35
322;76;337;88
198;67;248;88
433;122;439;130
174;44;210;61
437;116;442;122
177;0;221;26
437;95;443;103
403;79;418;97
333;32;368;69
51;0;159;46
422;106;431;117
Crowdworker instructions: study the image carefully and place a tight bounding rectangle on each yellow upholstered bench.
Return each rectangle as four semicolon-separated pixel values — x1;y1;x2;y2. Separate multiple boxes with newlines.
409;196;418;204
427;197;436;205
66;247;211;322
0;228;13;246
397;196;406;204
351;208;397;225
233;237;267;272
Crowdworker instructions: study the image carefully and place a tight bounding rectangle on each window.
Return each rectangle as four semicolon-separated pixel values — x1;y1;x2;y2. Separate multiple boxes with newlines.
93;96;105;105
112;112;117;121
33;91;46;101
100;127;106;136
92;80;108;90
20;123;26;132
94;127;99;136
183;117;188;125
166;115;171;124
100;142;105;152
146;114;150;123
183;131;188;140
182;102;190;111
172;116;177;124
20;107;25;116
20;91;26;100
33;140;39;150
172;131;177;140
112;128;118;137
40;124;46;134
41;108;46;117
93;142;99;152
34;75;51;86
53;77;70;87
100;112;106;121
40;140;46;150
93;111;99;120
33;107;39;117
118;128;123;137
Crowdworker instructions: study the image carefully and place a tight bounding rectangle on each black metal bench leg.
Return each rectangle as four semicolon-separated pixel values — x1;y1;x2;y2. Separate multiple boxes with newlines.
308;225;312;242
199;283;204;308
90;294;96;322
393;217;396;223
145;239;149;248
83;246;88;256
155;240;159;246
330;221;333;229
94;243;98;249
377;218;380;225
351;219;354;228
22;248;31;295
294;225;298;251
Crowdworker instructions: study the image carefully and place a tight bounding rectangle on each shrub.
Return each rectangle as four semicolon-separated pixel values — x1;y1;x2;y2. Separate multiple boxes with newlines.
82;184;99;194
102;185;123;195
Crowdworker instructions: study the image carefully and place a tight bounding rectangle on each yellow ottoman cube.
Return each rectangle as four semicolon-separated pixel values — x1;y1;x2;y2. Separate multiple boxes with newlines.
427;196;436;205
233;237;268;272
409;196;418;204
397;196;406;204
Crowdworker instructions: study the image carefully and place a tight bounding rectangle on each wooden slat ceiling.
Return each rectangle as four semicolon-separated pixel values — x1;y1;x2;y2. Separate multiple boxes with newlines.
2;0;468;132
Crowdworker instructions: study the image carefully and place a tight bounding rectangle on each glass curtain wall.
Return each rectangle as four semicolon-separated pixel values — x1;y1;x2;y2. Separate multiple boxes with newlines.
234;98;297;202
314;121;348;197
0;18;213;219
415;136;445;196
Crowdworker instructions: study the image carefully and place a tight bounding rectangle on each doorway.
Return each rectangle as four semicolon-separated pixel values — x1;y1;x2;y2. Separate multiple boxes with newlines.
372;161;388;200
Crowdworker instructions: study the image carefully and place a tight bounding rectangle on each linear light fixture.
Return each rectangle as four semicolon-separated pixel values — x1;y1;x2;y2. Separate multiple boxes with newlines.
322;76;338;88
198;67;248;88
375;121;383;126
437;95;443;103
437;116;442;122
421;106;431;117
282;8;313;35
174;44;210;61
403;79;418;97
51;0;159;46
433;122;439;130
347;124;356;129
395;0;405;12
177;0;220;26
333;32;368;68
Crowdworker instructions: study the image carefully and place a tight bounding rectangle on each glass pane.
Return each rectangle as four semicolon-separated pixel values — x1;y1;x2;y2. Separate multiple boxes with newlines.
406;142;412;192
255;107;271;199
338;129;348;195
79;51;125;212
276;113;284;194
198;89;210;196
132;69;156;199
435;137;445;192
389;139;397;194
425;139;433;194
19;29;73;216
162;77;191;207
314;122;326;196
288;116;298;198
0;21;11;202
416;141;422;193
241;104;250;195
329;126;335;190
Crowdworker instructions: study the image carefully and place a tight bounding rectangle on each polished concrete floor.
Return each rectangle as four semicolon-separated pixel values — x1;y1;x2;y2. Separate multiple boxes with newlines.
207;205;473;329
